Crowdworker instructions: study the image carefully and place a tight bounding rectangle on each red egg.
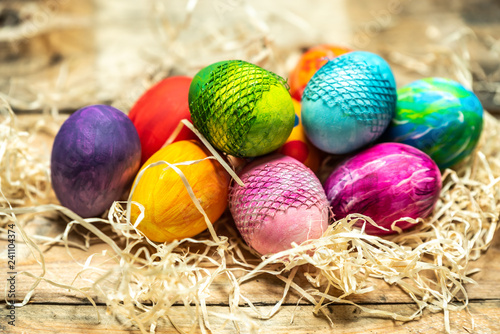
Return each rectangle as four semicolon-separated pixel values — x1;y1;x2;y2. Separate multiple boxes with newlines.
129;76;197;163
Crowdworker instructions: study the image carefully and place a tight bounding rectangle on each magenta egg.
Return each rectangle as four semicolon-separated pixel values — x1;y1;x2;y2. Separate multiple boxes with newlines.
323;143;441;235
229;155;329;255
51;105;141;218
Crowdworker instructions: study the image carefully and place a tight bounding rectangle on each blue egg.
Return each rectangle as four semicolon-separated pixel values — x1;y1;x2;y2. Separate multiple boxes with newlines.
301;51;397;154
382;77;483;169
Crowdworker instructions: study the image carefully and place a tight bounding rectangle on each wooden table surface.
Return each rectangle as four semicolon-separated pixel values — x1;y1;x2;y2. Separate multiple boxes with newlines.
1;212;500;334
1;1;500;333
0;112;499;334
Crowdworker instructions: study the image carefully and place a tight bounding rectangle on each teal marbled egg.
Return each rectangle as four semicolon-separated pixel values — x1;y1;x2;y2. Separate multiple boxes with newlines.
383;78;483;169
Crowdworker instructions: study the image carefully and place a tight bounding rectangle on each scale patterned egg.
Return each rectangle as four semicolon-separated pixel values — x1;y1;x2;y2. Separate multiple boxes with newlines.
189;60;295;158
277;99;323;172
288;44;352;101
130;140;230;242
324;143;441;236
229;155;329;255
129;76;197;164
302;51;397;154
382;77;483;169
51;105;141;218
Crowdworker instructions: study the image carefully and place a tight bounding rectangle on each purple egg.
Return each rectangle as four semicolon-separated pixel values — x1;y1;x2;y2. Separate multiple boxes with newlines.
324;143;441;235
51;105;141;218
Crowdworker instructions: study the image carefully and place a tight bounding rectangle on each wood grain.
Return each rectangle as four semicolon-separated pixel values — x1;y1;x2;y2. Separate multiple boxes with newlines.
1;301;500;334
1;1;500;331
3;217;500;306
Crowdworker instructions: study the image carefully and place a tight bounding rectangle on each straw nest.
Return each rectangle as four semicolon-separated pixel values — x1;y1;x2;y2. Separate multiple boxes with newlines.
1;1;500;333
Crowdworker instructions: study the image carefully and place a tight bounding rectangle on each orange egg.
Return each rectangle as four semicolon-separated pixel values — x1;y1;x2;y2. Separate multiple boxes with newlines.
277;99;322;172
130;140;230;242
289;44;352;100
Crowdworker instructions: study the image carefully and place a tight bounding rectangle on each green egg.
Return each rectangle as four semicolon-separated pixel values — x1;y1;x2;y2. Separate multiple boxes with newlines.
189;60;295;157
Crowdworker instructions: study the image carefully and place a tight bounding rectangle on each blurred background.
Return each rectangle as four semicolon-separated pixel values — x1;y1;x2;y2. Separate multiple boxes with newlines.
0;0;499;114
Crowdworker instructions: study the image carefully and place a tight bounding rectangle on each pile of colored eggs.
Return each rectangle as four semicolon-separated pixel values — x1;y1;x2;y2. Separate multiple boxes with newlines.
50;43;484;254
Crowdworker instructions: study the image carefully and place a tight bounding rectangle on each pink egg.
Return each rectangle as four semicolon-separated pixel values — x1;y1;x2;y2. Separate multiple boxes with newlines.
229;155;329;255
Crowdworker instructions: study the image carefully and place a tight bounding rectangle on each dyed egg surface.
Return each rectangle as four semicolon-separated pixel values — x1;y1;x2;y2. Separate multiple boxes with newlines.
302;51;397;154
130;140;230;243
324;143;441;235
128;76;197;164
51;105;141;218
382;77;483;169
277;99;323;172
229;155;329;255
189;60;295;157
289;44;352;100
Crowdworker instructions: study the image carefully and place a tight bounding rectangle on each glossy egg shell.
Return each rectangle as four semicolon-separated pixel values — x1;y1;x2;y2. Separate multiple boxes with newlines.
302;51;396;154
130;140;230;242
189;60;295;157
382;77;483;169
229;155;329;255
324;143;441;235
128;76;197;164
51;105;141;218
288;44;352;101
277;99;323;172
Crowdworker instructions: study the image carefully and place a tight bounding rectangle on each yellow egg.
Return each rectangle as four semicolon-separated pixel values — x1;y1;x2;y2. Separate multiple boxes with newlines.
278;99;323;172
130;140;230;242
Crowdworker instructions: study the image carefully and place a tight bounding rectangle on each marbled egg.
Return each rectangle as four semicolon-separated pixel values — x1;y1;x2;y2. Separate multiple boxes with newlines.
51;105;141;218
130;140;230;243
302;51;397;154
189;60;295;157
289;44;352;101
129;76;197;164
229;155;329;255
382;77;483;169
324;143;441;235
277;99;323;172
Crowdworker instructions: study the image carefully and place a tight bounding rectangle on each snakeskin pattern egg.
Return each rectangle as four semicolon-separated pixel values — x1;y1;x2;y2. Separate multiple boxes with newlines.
382;77;483;169
229;155;329;255
288;44;352;101
302;51;397;154
189;60;295;158
324;143;441;236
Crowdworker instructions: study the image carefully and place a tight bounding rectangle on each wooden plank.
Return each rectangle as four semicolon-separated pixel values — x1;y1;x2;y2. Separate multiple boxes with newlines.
1;301;500;333
2;216;500;307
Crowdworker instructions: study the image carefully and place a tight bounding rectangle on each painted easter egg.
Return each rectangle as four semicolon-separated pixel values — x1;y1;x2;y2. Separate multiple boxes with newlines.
302;51;397;154
51;105;141;218
324;143;441;235
128;76;197;164
382;77;483;169
189;60;295;157
289;44;352;100
277;99;323;172
130;140;230;242
229;155;329;255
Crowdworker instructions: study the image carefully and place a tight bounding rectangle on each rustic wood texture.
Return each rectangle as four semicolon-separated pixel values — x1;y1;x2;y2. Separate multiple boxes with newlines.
1;209;500;333
2;302;500;334
1;1;500;333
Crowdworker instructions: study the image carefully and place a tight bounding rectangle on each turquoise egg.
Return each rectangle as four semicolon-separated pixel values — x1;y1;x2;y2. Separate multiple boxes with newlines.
301;51;397;154
382;78;483;169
